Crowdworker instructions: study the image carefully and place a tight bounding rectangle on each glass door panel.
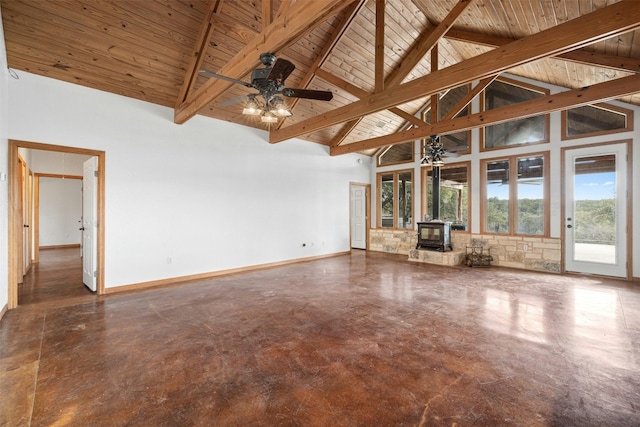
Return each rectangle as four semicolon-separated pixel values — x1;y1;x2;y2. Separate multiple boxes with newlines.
564;144;627;278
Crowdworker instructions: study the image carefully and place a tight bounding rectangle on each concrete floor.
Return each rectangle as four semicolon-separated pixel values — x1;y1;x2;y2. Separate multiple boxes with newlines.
1;248;639;426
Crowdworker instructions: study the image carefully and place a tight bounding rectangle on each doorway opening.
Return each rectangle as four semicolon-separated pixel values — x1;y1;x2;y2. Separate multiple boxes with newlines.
8;140;106;309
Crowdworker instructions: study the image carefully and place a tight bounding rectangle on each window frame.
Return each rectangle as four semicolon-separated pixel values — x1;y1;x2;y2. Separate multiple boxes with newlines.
420;84;472;156
561;102;634;141
480;77;550;152
376;169;414;230
421;161;471;232
480;152;550;237
376;142;415;167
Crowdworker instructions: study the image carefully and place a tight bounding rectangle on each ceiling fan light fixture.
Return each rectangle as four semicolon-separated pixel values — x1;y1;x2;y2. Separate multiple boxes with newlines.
422;135;447;167
242;97;262;116
261;111;278;123
201;54;333;122
271;97;292;117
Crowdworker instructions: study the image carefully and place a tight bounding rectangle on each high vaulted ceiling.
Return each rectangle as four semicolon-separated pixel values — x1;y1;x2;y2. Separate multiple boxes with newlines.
2;0;640;156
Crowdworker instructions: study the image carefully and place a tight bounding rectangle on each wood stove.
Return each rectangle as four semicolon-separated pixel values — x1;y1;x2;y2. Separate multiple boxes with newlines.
416;221;452;251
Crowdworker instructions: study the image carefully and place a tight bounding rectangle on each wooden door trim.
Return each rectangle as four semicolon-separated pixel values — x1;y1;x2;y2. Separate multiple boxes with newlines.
8;140;106;308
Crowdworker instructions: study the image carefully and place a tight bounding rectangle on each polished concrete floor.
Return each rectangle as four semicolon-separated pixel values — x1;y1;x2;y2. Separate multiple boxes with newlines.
1;248;640;426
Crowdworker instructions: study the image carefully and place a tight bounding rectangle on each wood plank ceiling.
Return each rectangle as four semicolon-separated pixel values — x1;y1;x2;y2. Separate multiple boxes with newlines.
2;0;639;156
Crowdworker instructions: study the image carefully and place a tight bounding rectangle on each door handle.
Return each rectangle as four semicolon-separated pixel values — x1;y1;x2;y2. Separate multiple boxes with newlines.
79;227;85;231
23;224;29;228
567;224;573;229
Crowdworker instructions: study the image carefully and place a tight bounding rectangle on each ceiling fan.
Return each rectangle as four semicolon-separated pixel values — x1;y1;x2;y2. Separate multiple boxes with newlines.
199;53;333;123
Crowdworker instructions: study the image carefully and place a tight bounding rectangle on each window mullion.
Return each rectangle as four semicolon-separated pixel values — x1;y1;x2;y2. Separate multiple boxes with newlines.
510;157;518;235
394;173;399;229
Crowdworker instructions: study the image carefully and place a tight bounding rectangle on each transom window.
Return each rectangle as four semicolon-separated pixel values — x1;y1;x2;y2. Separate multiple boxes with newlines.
481;153;549;236
562;102;633;140
377;142;414;166
481;78;549;150
421;85;471;154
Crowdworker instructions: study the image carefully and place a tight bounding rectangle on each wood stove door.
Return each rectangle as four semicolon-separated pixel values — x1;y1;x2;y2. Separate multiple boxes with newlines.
563;143;628;278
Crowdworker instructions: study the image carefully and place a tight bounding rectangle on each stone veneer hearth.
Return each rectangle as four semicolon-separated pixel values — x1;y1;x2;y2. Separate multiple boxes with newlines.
369;229;561;273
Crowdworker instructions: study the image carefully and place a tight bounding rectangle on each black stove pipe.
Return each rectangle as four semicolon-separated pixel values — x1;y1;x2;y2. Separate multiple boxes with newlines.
431;165;440;220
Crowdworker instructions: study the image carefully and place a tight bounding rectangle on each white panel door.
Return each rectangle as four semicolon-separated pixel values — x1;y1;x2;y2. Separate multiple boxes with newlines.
564;143;627;278
351;184;367;249
82;157;98;291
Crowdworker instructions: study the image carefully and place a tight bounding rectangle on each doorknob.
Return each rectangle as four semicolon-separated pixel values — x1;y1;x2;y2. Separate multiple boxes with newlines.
23;224;29;228
567;224;573;228
79;227;85;231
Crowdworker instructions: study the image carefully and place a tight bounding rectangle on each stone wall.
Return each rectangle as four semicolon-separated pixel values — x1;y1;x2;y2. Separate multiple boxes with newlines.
370;229;561;273
369;229;417;254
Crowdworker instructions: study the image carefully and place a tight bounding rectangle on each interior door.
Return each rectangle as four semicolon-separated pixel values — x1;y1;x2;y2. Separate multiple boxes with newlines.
82;157;98;291
18;157;26;281
350;184;367;249
564;143;627;278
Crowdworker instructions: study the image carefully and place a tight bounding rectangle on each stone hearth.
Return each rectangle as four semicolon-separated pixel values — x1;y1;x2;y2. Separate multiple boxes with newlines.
408;248;465;266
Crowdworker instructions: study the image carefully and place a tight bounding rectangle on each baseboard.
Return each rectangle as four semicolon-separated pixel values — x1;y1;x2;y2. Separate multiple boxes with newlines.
40;244;81;250
0;304;8;323
103;251;351;295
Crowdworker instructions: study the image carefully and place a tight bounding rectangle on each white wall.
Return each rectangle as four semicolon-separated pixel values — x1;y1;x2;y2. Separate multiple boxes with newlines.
39;178;82;247
30;150;91;175
0;8;9;311
31;151;90;248
7;71;371;289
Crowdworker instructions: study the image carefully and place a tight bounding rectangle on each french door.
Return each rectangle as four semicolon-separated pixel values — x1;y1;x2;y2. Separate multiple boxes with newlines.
563;143;628;278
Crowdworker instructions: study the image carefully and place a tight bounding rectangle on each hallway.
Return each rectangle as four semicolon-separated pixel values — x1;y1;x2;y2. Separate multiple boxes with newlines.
18;247;95;308
1;250;639;426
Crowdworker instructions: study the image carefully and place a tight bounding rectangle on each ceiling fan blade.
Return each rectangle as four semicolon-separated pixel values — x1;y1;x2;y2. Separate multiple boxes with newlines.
282;88;333;101
267;58;296;83
218;95;249;107
445;144;468;152
199;70;253;88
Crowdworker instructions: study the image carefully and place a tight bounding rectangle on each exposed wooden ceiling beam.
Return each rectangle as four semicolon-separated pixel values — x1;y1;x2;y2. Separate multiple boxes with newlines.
315;69;424;128
331;118;364;147
446;28;640;74
429;46;439;125
275;0;292;17
324;0;466;145
270;1;640;143
275;0;366;131
174;0;354;124
174;0;220;107
262;0;272;28
385;0;473;88
441;75;497;121
330;73;640;155
375;0;385;93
